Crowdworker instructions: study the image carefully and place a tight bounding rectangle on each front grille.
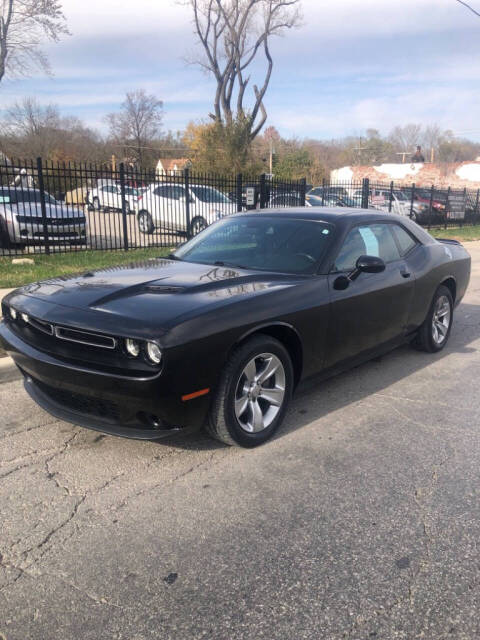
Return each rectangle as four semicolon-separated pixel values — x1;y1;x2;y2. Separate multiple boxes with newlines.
28;317;53;336
54;326;116;349
32;231;80;238
16;216;86;225
34;378;120;422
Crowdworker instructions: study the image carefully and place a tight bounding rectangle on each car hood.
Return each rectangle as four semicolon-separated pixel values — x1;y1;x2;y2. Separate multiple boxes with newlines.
8;259;301;337
10;202;84;218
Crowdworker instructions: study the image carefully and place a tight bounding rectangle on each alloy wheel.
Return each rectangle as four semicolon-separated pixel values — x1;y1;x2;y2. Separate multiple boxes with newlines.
234;353;286;433
431;295;451;345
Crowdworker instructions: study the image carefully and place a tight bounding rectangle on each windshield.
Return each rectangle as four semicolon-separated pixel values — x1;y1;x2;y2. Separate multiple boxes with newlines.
0;189;57;205
174;215;335;274
190;185;232;204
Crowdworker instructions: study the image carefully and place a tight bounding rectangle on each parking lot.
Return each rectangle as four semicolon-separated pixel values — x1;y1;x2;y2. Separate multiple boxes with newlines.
1;245;480;639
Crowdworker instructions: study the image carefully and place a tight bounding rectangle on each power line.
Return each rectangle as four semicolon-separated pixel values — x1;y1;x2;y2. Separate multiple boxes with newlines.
455;0;480;18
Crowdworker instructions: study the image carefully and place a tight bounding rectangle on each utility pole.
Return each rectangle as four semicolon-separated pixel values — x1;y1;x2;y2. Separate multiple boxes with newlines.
396;151;411;163
430;147;435;163
269;139;275;177
111;154;116;171
353;137;368;165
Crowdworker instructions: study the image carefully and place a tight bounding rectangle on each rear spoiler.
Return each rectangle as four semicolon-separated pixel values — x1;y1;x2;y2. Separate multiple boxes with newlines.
436;238;462;245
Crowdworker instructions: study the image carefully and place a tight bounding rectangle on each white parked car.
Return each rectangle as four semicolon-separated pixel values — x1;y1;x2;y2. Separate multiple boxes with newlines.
86;182;142;215
136;183;236;235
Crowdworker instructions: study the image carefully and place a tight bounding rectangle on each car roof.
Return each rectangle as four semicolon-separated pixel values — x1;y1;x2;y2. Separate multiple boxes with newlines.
230;206;436;245
233;206;391;222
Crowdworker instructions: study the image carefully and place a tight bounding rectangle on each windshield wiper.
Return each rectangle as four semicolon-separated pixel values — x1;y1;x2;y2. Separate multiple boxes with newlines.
167;253;182;261
213;260;248;269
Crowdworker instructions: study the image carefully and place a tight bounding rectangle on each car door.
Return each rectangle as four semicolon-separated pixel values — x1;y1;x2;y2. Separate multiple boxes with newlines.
325;222;415;368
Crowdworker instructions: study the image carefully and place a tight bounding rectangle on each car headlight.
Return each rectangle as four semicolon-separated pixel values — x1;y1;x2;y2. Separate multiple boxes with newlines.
125;338;140;357
146;341;162;365
10;307;17;320
21;313;29;324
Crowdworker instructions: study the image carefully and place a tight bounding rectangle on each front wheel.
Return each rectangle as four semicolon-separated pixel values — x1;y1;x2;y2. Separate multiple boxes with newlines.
189;217;207;236
138;210;154;235
206;334;293;447
412;285;453;353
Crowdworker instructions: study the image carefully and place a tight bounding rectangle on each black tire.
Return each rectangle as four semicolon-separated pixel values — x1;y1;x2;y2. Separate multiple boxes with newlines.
138;210;154;235
0;219;11;249
206;334;294;447
412;284;453;353
190;217;207;236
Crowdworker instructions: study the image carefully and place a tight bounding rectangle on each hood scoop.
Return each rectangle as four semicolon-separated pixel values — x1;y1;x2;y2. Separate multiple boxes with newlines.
144;284;185;294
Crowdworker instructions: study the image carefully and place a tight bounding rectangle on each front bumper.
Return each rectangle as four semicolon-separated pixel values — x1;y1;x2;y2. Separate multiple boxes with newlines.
0;321;209;440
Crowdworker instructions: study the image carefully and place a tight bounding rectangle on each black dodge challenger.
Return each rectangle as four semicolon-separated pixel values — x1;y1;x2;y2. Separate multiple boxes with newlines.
0;209;471;447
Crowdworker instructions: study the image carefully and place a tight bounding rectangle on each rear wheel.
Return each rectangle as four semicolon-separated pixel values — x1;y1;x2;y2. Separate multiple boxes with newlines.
138;210;154;235
206;335;293;447
0;219;12;249
412;285;453;353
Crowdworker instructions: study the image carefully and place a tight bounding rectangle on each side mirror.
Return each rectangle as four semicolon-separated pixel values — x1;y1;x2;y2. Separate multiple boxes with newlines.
355;255;386;274
333;255;385;290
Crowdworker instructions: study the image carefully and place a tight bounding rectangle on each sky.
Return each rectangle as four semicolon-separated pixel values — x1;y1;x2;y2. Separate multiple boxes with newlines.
1;0;480;141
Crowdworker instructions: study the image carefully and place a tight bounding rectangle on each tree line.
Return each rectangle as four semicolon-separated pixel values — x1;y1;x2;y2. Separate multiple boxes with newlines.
2;95;479;182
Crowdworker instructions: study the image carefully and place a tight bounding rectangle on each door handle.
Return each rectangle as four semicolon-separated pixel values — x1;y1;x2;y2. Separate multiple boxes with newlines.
400;267;411;278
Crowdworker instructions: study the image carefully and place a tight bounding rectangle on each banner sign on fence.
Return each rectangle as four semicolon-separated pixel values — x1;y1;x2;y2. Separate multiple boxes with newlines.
447;192;466;220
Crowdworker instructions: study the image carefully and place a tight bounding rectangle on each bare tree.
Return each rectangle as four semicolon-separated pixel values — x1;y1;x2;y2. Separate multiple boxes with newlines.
0;0;69;84
106;90;164;167
185;0;301;141
5;96;60;136
388;123;423;156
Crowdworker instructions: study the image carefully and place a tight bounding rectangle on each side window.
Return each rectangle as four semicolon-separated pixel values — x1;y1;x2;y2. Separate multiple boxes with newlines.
334;223;401;272
154;185;185;199
392;224;418;256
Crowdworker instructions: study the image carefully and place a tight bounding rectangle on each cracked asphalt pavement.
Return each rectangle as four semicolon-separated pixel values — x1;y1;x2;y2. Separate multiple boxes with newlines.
2;245;480;640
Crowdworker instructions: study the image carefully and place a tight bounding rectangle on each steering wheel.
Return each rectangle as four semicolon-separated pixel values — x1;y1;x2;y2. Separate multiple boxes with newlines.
294;253;317;265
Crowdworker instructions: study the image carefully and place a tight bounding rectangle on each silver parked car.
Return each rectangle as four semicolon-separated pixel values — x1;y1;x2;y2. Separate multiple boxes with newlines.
0;187;87;249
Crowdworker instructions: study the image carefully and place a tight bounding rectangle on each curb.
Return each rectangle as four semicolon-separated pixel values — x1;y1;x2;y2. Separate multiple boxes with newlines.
0;357;21;384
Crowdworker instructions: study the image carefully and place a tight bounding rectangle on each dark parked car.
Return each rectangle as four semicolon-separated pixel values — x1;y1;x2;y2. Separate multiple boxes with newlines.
0;209;470;447
307;193;358;208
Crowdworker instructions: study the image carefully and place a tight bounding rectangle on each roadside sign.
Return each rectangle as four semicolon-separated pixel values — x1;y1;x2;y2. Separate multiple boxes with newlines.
246;187;256;207
447;192;466;220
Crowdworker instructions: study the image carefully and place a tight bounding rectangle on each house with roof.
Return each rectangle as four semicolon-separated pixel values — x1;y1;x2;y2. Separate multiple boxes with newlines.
155;158;190;175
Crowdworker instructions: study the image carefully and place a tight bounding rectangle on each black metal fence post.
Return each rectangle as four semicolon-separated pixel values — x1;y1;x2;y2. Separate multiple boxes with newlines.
259;173;267;209
445;186;451;230
36;157;50;255
299;178;307;207
361;178;369;209
461;188;467;228
475;189;480;223
428;185;434;230
409;183;416;219
119;162;129;251
236;173;243;212
388;181;394;213
184;167;191;239
321;178;326;206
